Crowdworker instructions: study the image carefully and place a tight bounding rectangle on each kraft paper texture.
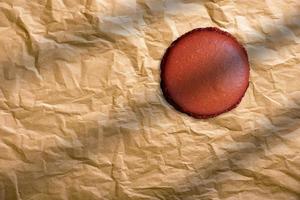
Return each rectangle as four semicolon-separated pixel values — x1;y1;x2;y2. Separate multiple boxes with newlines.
0;0;300;199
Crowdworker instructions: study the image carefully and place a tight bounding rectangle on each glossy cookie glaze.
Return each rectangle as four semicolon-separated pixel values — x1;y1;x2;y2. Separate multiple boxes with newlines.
161;27;250;119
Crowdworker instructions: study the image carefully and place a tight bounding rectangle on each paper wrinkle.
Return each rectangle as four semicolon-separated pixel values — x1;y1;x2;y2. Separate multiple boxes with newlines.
0;0;300;199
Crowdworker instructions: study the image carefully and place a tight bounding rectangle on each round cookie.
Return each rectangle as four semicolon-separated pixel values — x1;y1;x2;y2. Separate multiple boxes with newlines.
160;27;250;119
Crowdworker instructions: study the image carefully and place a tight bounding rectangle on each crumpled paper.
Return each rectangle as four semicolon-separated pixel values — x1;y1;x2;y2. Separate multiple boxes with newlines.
0;0;300;199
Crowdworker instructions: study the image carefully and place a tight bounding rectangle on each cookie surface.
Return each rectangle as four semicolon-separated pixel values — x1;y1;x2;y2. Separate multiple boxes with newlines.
160;27;250;119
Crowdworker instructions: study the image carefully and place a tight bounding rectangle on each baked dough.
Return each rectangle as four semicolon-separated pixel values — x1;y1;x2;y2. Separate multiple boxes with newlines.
160;27;250;118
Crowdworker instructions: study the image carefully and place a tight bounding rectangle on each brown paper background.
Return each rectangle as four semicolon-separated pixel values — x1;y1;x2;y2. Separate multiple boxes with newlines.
0;0;300;199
